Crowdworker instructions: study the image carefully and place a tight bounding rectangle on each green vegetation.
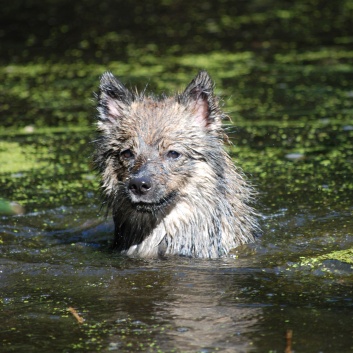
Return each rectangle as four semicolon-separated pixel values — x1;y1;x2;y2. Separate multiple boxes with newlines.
301;248;353;266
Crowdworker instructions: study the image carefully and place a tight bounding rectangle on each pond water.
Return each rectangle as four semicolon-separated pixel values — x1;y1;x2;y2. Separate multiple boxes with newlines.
1;1;353;352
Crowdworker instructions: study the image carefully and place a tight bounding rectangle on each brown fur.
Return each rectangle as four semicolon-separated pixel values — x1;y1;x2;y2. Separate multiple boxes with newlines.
94;71;258;258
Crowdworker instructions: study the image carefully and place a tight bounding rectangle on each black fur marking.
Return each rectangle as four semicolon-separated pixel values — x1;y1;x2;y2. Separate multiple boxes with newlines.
131;191;177;213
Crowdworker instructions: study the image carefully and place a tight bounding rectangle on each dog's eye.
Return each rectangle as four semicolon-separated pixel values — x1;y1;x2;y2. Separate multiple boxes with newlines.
120;149;134;159
166;150;181;160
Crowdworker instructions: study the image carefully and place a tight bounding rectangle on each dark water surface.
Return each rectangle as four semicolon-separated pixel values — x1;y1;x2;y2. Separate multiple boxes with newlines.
1;0;353;352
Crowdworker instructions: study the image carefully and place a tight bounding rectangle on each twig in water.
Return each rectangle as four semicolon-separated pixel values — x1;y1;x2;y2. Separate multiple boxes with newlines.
68;306;85;324
285;329;293;353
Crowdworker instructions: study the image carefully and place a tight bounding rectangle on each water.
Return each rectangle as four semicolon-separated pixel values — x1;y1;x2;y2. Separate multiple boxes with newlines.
1;0;353;352
1;124;352;352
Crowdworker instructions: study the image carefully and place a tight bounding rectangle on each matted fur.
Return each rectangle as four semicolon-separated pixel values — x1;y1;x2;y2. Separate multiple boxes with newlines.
94;71;258;258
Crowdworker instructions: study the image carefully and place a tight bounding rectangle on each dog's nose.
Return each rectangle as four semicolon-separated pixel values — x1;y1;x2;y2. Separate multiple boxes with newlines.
128;176;152;196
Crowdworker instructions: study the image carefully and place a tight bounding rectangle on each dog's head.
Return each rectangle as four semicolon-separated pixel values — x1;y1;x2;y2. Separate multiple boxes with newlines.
94;71;227;214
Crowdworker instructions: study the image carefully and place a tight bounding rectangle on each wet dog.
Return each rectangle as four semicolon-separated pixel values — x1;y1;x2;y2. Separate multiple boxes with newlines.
94;71;257;258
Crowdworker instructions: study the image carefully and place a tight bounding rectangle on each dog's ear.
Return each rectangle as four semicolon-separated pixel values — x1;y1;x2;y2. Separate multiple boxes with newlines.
97;72;133;123
181;71;222;129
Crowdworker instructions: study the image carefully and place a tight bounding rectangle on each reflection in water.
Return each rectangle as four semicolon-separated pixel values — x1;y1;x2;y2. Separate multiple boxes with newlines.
162;272;261;352
106;261;262;352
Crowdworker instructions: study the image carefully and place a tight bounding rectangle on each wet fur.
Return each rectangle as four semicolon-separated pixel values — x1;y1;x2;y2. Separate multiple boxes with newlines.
94;71;258;258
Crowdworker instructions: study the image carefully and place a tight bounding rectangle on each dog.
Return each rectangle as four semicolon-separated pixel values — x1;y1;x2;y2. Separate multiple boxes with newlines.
93;70;257;258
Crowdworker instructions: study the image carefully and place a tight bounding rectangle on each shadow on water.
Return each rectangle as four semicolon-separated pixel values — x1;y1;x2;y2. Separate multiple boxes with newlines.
1;0;353;352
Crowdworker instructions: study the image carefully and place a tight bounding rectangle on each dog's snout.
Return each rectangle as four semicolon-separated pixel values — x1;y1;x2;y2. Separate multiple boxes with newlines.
128;176;152;196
